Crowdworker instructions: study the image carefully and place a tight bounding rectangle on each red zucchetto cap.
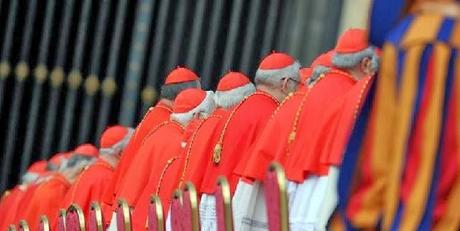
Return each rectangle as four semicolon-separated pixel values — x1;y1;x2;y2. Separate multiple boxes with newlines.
217;72;252;91
258;52;297;70
334;28;369;54
73;144;99;157
27;160;48;174
173;89;207;113
311;51;334;68
164;67;200;84
100;125;130;148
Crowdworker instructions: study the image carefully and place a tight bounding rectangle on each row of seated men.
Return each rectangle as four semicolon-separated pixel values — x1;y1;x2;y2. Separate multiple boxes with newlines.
0;28;378;231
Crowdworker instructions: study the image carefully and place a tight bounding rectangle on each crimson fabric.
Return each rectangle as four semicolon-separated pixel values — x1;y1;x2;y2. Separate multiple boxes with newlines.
116;207;126;231
0;187;26;230
102;101;171;218
128;122;184;230
23;173;71;229
73;144;99;157
180;108;230;191
61;159;114;218
65;210;81;231
318;77;374;168
114;121;182;207
100;125;129;148
334;28;368;53
170;198;183;231
147;202;160;231
282;70;357;182
240;90;306;181
88;209;98;231
164;67;199;84
215;184;227;231
182;191;194;231
264;171;281;231
173;88;206;113
259;52;296;70
216;72;251;91
200;91;279;194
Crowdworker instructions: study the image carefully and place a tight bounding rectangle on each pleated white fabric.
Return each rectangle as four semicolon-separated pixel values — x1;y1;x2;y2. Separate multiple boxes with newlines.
107;212;117;231
199;194;217;231
232;180;268;230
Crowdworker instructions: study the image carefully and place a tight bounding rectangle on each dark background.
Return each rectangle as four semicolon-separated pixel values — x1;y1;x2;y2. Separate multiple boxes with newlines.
0;0;343;192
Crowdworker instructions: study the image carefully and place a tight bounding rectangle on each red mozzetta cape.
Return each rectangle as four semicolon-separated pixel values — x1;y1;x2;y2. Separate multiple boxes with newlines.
130;120;187;230
62;159;114;218
239;90;307;181
179;108;230;191
114;121;184;208
102;102;171;212
0;186;26;230
22;173;71;229
281;70;357;182
200;91;279;194
317;76;374;169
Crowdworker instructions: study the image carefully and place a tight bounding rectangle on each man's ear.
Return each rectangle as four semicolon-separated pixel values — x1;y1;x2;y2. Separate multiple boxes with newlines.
281;78;289;92
361;57;372;74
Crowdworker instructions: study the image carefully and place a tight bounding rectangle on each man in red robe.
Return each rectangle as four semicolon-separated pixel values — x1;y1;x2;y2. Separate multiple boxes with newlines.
0;161;47;230
22;144;99;229
61;126;133;220
199;52;302;230
286;29;378;230
101;67;201;219
230;63;323;230
12;152;69;226
127;88;216;230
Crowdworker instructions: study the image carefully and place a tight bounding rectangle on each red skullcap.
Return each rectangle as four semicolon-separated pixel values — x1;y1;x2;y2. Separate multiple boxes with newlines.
173;88;206;113
311;51;334;68
335;28;369;53
164;67;200;84
258;52;296;70
299;67;312;82
49;152;68;166
27;160;48;174
100;125;129;148
74;144;99;157
217;72;251;91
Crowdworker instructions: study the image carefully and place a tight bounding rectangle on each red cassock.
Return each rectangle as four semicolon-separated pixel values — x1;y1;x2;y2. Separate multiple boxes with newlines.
281;70;357;182
239;90;307;181
12;182;42;225
200;91;279;194
130;121;186;230
180;108;230;191
317;76;374;169
62;159;114;217
114;121;184;209
22;173;71;229
0;187;26;230
102;102;171;214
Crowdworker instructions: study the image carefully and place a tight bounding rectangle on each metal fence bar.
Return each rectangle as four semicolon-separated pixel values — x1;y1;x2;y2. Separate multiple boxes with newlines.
1;0;38;191
140;0;171;114
58;0;93;151
185;0;207;71
200;0;225;88
118;0;156;126
220;0;244;74
239;0;262;75
96;0;129;138
22;0;57;174
0;0;18;118
78;0;112;144
41;0;76;157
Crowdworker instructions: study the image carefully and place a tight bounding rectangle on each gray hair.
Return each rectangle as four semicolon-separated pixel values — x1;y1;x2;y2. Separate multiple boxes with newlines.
160;80;201;100
214;83;256;109
332;47;379;72
99;128;135;156
254;62;301;87
64;154;95;169
307;65;331;86
170;91;216;126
